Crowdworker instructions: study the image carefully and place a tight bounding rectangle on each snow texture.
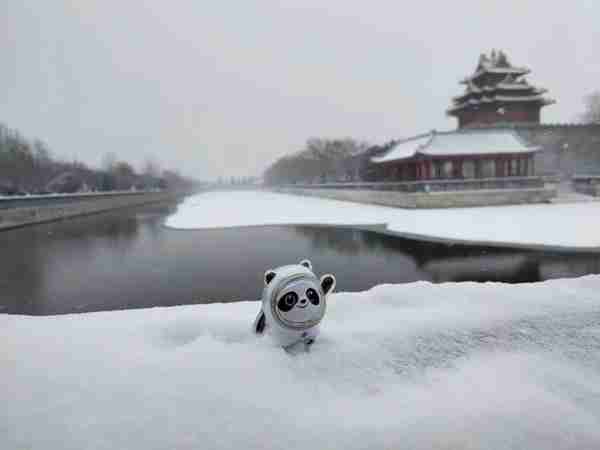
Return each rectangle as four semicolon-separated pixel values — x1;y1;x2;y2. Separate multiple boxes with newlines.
373;129;536;162
166;191;600;249
371;133;431;163
3;276;600;450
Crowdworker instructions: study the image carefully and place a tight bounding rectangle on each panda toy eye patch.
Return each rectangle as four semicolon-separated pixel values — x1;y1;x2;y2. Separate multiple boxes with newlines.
277;292;298;312
306;288;320;305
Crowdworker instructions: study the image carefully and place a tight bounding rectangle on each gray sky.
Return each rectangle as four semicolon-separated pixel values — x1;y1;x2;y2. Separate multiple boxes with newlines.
2;1;599;180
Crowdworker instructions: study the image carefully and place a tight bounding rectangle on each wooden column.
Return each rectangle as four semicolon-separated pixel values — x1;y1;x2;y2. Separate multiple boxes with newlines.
496;157;504;177
453;159;463;178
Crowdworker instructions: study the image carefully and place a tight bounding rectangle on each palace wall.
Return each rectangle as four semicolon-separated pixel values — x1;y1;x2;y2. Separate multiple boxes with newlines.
514;124;600;176
460;107;540;128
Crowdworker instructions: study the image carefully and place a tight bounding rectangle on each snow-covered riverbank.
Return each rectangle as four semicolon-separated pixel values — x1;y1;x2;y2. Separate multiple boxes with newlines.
166;191;600;250
3;276;600;449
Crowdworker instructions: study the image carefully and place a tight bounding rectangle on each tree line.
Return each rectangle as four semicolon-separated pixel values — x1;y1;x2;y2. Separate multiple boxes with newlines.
263;137;371;185
0;122;197;195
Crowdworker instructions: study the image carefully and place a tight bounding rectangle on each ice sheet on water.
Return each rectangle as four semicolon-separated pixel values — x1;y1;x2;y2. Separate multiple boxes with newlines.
165;191;600;249
2;276;600;449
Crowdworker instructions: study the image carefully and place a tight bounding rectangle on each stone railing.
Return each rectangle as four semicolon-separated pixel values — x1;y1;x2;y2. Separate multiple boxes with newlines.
0;190;172;210
0;190;189;231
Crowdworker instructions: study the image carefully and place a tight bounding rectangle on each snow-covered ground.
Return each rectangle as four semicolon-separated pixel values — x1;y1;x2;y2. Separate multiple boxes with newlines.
3;276;600;449
166;190;600;250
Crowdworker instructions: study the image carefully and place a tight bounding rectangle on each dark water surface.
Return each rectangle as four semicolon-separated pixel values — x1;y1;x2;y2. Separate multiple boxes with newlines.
1;201;600;315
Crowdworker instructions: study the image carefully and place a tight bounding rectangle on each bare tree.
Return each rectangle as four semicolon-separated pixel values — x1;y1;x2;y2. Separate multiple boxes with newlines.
581;91;600;124
140;157;161;189
0;122;198;194
31;139;53;190
264;137;370;184
112;161;137;190
101;152;118;172
142;157;160;178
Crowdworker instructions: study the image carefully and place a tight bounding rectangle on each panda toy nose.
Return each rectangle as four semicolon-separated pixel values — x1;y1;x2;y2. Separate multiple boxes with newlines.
300;298;307;304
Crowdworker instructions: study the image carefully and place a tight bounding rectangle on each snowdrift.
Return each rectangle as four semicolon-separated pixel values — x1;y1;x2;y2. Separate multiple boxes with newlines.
3;276;600;449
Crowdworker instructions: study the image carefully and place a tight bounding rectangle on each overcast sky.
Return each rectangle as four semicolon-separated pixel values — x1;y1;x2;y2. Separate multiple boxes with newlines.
2;1;599;179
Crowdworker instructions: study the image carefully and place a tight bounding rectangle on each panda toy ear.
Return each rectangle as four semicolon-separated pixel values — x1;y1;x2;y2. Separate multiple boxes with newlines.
299;259;312;270
265;270;276;285
320;274;336;295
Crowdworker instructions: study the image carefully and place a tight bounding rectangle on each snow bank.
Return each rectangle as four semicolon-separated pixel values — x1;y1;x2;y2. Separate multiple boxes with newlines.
165;191;600;249
3;276;600;449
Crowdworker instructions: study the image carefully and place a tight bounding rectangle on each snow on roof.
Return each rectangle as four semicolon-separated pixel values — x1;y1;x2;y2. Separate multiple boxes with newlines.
496;83;535;90
447;94;555;113
492;94;545;102
423;129;538;156
461;67;530;84
452;84;545;103
371;129;538;163
371;134;432;163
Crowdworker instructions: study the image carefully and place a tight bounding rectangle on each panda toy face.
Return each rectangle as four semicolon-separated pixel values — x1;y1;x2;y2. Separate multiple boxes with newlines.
274;278;324;328
253;259;336;351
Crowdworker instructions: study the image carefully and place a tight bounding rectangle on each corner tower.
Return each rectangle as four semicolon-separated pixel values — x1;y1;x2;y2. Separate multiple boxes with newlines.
447;50;555;128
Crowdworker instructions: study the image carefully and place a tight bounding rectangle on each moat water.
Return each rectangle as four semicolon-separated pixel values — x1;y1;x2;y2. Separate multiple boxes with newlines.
1;200;599;315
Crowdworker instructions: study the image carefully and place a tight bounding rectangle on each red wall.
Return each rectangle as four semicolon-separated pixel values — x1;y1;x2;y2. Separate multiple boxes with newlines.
458;105;541;128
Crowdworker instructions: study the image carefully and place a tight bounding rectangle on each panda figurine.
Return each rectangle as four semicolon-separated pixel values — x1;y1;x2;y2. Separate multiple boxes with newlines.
253;259;336;352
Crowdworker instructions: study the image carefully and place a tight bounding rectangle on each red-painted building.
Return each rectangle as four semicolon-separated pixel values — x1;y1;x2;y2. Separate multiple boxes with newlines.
366;51;551;182
368;129;538;181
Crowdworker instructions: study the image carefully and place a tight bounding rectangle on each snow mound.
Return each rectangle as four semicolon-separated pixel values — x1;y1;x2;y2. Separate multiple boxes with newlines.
3;276;600;449
165;191;600;249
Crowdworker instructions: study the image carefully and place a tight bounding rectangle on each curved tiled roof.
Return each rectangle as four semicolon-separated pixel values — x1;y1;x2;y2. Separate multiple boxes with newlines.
449;51;555;118
371;129;538;164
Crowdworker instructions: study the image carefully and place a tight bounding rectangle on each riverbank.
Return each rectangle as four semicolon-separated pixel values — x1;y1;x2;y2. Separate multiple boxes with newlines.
0;191;187;231
166;190;600;252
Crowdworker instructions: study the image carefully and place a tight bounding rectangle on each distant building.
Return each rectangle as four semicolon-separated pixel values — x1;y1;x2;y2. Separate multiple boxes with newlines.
364;50;600;182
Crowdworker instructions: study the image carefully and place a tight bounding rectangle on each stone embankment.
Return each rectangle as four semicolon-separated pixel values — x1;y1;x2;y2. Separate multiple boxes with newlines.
0;191;186;231
275;186;556;208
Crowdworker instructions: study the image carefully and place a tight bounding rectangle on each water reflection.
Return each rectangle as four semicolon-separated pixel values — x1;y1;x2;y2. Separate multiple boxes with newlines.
422;254;540;283
294;226;600;284
1;203;599;316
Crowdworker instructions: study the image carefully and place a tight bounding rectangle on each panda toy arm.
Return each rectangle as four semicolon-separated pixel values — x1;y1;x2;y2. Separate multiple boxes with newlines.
253;309;266;335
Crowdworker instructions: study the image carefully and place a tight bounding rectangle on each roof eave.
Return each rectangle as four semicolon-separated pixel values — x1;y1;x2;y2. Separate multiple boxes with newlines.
460;67;530;84
370;155;413;164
